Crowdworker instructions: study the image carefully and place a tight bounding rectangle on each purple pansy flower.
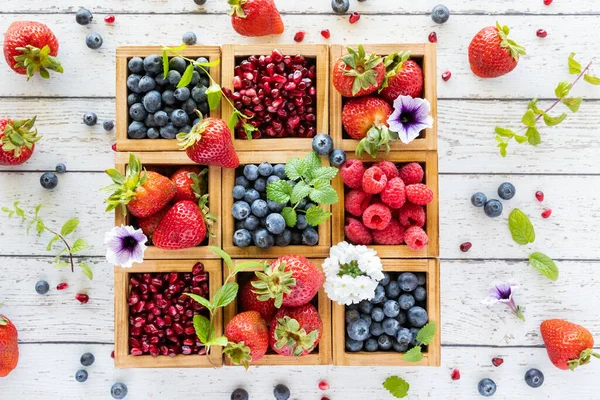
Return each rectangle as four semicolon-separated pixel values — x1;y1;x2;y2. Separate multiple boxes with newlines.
105;225;147;268
482;280;525;321
387;95;434;144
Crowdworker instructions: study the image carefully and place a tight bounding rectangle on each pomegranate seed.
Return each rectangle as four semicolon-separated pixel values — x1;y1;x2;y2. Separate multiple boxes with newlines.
110;350;114;358
442;70;452;81
349;12;360;23
104;15;115;23
535;191;544;202
321;398;330;400
318;381;330;390
428;32;438;43
111;143;117;152
321;29;331;39
543;0;552;5
460;242;472;252
75;293;89;304
294;31;306;42
131;347;143;356
451;369;461;380
536;29;548;38
492;357;504;367
56;282;68;290
542;208;552;219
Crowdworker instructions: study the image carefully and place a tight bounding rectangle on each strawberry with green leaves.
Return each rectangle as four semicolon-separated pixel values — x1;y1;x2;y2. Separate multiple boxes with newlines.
224;311;269;368
228;0;284;37
468;22;526;78
240;278;277;323
178;116;239;168
269;303;322;356
137;206;169;240
0;117;40;166
341;96;394;158
170;166;208;202
333;45;385;97
541;319;599;371
379;52;424;102
0;311;19;377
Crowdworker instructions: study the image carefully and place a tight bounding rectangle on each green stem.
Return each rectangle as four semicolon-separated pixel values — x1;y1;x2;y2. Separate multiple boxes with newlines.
19;214;75;272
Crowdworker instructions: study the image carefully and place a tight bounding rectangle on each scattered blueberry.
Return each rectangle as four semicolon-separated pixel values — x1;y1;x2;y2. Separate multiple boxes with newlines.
273;384;290;400
347;318;370;341
484;199;503;218
85;33;103;50
524;368;544;388
253;228;274;248
233;229;252;247
35;280;50;294
477;378;497;397
83;112;97;126
111;382;128;399
398;272;418;292
75;8;93;25
377;334;393;350
232;201;251;220
80;352;95;366
75;369;88;382
498;182;516;200
471;192;487;207
302;228;319;245
103;120;115;131
231;388;249;400
194;0;208;4
40;172;58;189
331;0;350;14
364;337;379;352
431;4;450;24
312;133;334;156
329;148;346;167
55;163;67;174
407;306;428;328
182;32;198;46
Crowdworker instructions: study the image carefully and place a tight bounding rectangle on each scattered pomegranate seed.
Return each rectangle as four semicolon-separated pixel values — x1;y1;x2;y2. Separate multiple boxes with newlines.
104;15;115;23
492;357;504;367
542;208;552;219
56;282;68;290
294;31;306;42
111;143;117;152
543;0;552;5
442;70;452;81
76;293;89;304
535;191;545;202
451;369;461;380
536;29;548;38
321;398;330;400
320;29;331;39
460;242;472;252
349;12;361;24
428;32;438;43
318;381;330;390
111;350;115;358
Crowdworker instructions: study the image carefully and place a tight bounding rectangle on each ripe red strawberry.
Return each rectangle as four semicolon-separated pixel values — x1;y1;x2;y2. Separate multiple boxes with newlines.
240;277;277;323
103;154;177;218
170;166;207;202
228;0;284;37
224;311;269;368
0;117;40;166
137;206;169;239
152;200;207;250
3;21;63;80
379;52;424;102
342;96;394;157
269;303;322;356
468;22;526;78
541;319;599;370
333;45;385;97
178;117;239;168
253;255;324;308
0;313;19;377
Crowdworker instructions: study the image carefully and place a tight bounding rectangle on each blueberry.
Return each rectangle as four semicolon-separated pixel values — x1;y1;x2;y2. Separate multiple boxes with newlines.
392;339;409;352
303;202;316;211
144;113;157;128
416;273;426;286
80;352;95;366
329;148;346;167
484;199;503;218
290;230;303;245
235;220;245;230
273;384;290;400
232;201;251;220
395;311;407;325
347;318;370;341
181;31;197;45
360;313;372;326
359;300;374;314
161;90;176;106
363;337;378;352
477;378;497;397
180;124;192;134
383;318;400;336
471;192;487;207
129;103;147;122
55;163;67;173
127;74;142;94
233;229;252;247
192;85;208;102
498;182;516;200
266;213;286;234
385;281;401;299
302;228;319;245
190;71;201;86
102;120;115;131
75;369;88;382
243;164;259;181
128;121;147;139
267;175;280;185
331;0;350;14
370;285;385;304
168;57;187;74
275;229;292;246
312;133;334;155
431;4;450;24
266;163;284;179
182;98;198;115
383;300;400;318
371;307;385;322
345;336;364;352
199;76;210;88
378;334;393;350
409;327;420;345
345;309;361;324
232;185;246;200
396;328;412;345
194;57;210;74
154;111;169;127
407;306;428;328
174;87;191;102
253;228;274;248
85;33;103;50
35;280;49;294
370;321;384;336
170;109;189;127
267;200;285;213
348;303;360;311
251;199;268;217
167;70;182;86
128;57;144;74
147;127;160;139
76;8;93;25
287;180;297;188
127;93;141;106
235;176;250;188
40;172;58;189
398;272;418;292
231;388;249;400
295;214;308;230
243;189;260;204
194;0;208;4
111;382;128;399
138;75;156;92
83;112;97;126
142;91;162;113
254;177;267;192
143;54;163;75
398;294;415;310
295;198;307;210
524;368;544;388
413;286;427;302
155;73;168;86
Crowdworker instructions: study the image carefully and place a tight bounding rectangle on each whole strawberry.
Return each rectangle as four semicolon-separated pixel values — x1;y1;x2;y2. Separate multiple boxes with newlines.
224;311;269;368
333;45;385;97
379;52;423;102
240;278;277;323
152;198;211;250
0;117;40;166
178;117;239;168
170;166;207;202
252;255;324;308
342;96;394;157
269;303;322;356
3;21;63;80
137;206;169;239
0;314;19;377
468;22;526;78
228;0;284;37
541;319;599;371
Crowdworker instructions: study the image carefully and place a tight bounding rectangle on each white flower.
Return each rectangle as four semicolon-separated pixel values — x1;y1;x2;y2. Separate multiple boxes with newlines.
322;241;383;305
105;225;147;268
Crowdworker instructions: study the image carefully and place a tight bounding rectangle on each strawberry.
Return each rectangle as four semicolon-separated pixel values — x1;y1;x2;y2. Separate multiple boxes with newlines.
253;255;324;308
342;96;394;158
136;206;169;240
269;303;322;356
240;277;277;323
468;22;526;78
178;117;239;168
333;45;385;97
0;313;19;377
0;117;40;166
3;21;63;80
170;166;208;202
379;52;424;102
103;154;177;218
540;319;599;371
224;311;269;368
228;0;284;37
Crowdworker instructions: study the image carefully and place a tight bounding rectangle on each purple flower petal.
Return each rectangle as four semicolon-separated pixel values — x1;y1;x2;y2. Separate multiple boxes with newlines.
387;95;433;144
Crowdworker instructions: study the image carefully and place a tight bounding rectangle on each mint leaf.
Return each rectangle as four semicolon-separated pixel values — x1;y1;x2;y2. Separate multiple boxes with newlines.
514;134;527;144
206;335;228;347
568;53;582;74
162;49;169;79
290;181;312;204
228;112;239;133
213;282;239;308
527;98;544;115
508;209;535;245
383;376;410;399
242;123;257;140
304;151;322;173
78;263;93;280
402;346;424;362
521;109;537;127
526;127;541;146
233;261;265;274
266;180;293;204
498;142;508;157
209;245;232;272
555;81;572;99
70;238;88;253
177;64;194;88
494;127;515;138
529;252;559;281
60;218;79;236
562;97;582;113
185;292;213;311
284;158;306;180
281;207;297;227
308;166;338;183
584;74;600;85
542;112;567;127
305;206;332;227
193;314;211;344
415;322;436;345
309;180;338;205
206;83;222;111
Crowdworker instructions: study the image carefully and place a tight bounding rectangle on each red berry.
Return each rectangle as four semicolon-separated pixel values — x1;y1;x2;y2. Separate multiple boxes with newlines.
104;15;115;23
340;159;365;189
381;177;406;209
57;282;68;291
374;161;399;180
406;183;434;205
318;381;330;390
294;31;306;42
345;189;372;217
451;369;461;380
111;350;115;358
345;216;373;245
535;191;544;202
362;203;392;230
542;208;552;219
111;143;117;152
399;162;424;184
372;220;405;245
362;166;388;194
75;293;89;304
349;12;361;24
543;0;552;5
460;242;472;252
536;29;548;38
398;203;426;228
320;29;331;39
322;398;330;400
492;357;504;367
442;70;452;81
428;32;438;43
404;226;428;250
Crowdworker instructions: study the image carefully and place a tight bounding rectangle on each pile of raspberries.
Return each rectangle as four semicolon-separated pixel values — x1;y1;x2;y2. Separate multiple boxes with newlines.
341;160;433;250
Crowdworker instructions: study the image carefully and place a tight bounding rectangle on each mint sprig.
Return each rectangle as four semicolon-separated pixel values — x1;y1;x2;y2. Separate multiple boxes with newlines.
383;376;410;399
508;208;535;245
401;321;437;363
529;252;559;281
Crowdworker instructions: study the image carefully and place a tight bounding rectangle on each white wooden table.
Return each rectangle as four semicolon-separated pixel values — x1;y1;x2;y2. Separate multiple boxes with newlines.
1;1;599;399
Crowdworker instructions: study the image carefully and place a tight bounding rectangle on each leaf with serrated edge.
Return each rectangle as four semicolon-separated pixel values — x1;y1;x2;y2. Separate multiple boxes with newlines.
305;206;331;226
529;252;559;281
193;314;210;344
401;346;424;362
284;158;306;180
521;109;536;127
382;376;410;399
209;246;232;272
562;97;582;113
60;218;79;236
281;207;297;227
185;292;213;311
309;166;338;183
304;151;322;173
508;209;535;245
213;282;239;309
290;181;312;204
309;180;338;205
266;180;292;204
416;322;436;345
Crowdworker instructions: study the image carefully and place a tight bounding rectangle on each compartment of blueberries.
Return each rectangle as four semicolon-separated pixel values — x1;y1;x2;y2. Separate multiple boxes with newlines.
232;162;319;248
126;54;211;139
345;271;429;353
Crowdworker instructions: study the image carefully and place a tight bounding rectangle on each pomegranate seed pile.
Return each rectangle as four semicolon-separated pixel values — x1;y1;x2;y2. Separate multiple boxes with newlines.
128;262;209;357
225;49;318;139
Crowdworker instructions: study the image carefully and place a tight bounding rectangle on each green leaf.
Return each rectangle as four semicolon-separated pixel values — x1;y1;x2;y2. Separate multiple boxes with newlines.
177;64;194;88
228;112;240;133
304;151;322;173
266;180;293;204
205;335;228;347
526;127;541;146
498;142;508;157
514;135;528;144
568;53;582;75
185;292;213;311
529;252;559;281
527;98;544;115
562;97;583;113
206;83;222;111
35;219;45;235
284;158;306;180
508;209;536;245
60;218;79;236
54;262;70;268
555;81;572;99
416;322;437;345
494;127;515;138
209;246;232;273
70;238;88;253
78;263;93;280
242;123;257;140
401;346;424;362
46;235;59;251
213;282;239;308
521;109;537;128
583;74;600;85
290;181;312;204
382;376;410;399
305;206;331;227
309;180;338;205
308;166;338;183
233;261;266;275
542;112;567;127
193;314;211;344
162;49;169;79
34;204;42;219
281;207;297;227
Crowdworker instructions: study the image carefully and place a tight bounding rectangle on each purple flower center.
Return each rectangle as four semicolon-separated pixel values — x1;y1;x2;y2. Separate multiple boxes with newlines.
399;111;415;125
122;235;139;252
497;286;511;299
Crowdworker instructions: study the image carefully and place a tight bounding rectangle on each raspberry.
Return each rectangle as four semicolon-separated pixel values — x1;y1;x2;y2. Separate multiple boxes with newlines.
362;203;392;230
374;161;399;180
344;217;372;245
372;220;405;245
345;189;372;217
340;159;364;189
398;203;426;228
380;177;406;209
362;166;387;194
399;162;424;184
406;183;434;205
404;226;428;250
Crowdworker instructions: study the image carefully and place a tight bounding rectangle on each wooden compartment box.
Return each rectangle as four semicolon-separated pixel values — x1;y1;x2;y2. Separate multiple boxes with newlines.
330;44;437;152
222;151;332;258
332;259;440;366
115;46;221;152
332;150;439;258
114;152;221;259
114;259;223;368
221;44;329;152
223;258;332;366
